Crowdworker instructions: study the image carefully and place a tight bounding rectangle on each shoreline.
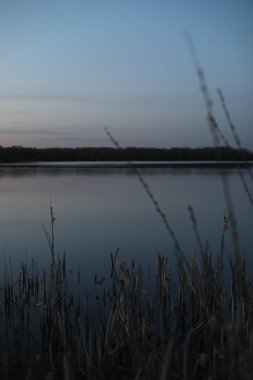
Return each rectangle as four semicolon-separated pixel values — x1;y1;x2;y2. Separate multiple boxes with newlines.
0;160;253;169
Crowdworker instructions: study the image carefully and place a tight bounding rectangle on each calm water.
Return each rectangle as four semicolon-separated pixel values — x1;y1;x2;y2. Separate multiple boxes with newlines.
0;163;252;286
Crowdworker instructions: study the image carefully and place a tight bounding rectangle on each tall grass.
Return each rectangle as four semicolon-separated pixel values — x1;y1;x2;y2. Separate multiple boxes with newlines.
0;218;252;379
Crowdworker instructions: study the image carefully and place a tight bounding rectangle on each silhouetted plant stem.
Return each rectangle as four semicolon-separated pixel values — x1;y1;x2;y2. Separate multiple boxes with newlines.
104;126;188;271
186;32;241;263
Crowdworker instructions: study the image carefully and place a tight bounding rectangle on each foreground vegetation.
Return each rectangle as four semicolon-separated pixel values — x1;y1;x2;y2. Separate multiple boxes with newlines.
0;229;252;379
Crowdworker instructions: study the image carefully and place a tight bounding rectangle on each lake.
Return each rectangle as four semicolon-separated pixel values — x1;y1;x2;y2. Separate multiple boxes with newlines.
0;162;252;288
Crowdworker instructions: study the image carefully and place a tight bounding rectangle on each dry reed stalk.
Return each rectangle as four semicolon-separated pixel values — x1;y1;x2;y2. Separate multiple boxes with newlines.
186;32;242;264
188;206;203;256
215;89;253;208
104;127;188;270
0;245;252;379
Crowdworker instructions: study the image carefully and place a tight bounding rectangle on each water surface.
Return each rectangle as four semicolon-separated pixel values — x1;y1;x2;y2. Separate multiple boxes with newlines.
0;163;252;287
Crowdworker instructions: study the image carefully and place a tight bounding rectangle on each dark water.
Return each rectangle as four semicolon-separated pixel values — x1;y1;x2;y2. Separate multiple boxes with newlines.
0;163;252;287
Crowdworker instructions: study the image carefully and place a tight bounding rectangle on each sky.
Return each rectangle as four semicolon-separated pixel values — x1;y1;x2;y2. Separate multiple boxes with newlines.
0;0;252;149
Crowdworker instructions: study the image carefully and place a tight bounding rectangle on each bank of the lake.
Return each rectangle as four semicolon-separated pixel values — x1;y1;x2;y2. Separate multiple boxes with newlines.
1;145;253;163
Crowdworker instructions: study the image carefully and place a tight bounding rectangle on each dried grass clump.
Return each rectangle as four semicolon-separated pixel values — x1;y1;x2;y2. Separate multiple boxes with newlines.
0;232;252;380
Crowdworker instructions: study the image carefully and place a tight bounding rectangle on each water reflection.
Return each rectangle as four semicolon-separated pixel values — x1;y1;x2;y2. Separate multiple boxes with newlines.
0;164;245;178
0;165;252;285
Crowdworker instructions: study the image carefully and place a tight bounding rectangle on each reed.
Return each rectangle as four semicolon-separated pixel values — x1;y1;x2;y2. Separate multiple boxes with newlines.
0;221;252;379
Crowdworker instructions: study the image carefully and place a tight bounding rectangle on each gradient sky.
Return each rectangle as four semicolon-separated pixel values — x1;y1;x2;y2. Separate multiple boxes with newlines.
0;0;252;149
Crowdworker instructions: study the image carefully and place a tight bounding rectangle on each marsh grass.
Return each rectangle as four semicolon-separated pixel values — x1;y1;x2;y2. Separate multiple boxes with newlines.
0;223;253;380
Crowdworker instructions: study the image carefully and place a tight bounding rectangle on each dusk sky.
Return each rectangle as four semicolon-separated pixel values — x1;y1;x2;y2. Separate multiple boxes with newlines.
0;0;252;149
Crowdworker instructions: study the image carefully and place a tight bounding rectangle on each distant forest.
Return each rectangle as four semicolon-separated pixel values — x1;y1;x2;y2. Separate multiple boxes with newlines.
0;146;253;163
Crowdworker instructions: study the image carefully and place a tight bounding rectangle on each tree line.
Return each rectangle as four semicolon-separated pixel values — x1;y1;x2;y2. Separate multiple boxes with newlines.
0;145;252;163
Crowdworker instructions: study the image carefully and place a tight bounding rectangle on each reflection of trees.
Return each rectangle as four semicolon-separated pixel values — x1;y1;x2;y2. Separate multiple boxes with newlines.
0;146;252;163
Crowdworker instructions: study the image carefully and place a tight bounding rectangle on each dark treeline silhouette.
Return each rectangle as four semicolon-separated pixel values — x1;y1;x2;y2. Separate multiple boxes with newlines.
0;145;253;163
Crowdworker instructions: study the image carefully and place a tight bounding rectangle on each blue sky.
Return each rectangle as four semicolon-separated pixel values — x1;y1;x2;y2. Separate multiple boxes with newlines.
0;0;252;149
